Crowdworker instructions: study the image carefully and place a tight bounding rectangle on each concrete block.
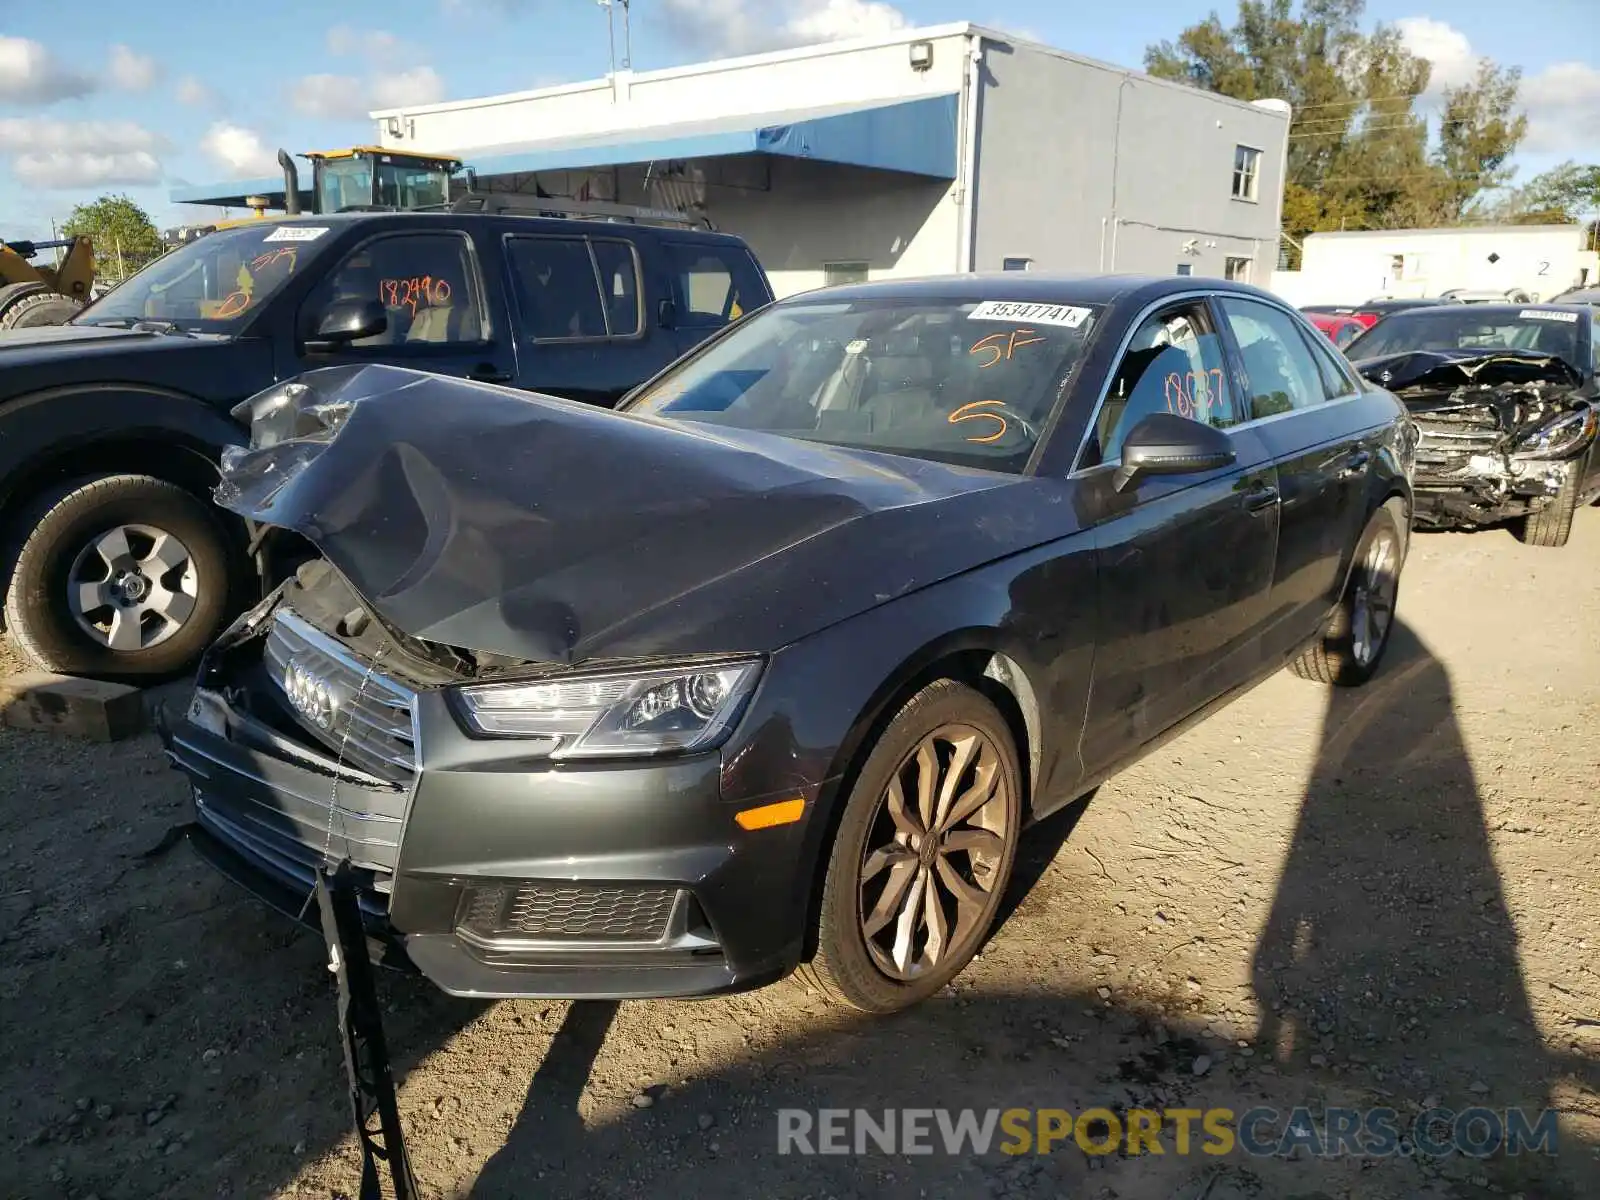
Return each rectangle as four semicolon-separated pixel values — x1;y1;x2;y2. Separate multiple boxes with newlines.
0;672;146;742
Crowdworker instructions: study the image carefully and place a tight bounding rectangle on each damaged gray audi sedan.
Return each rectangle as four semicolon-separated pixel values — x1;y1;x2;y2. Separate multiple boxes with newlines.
163;274;1415;1013
1346;303;1600;547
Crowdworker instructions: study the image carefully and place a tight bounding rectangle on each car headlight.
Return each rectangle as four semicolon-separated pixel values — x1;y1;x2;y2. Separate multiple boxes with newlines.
1513;406;1597;461
455;658;763;757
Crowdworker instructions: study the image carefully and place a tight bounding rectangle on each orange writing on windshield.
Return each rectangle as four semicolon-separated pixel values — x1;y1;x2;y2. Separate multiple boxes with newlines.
380;276;452;316
970;329;1044;368
948;400;1009;443
249;247;297;274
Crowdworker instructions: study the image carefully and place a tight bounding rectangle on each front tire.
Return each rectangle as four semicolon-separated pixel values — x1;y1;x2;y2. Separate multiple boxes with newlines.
1289;498;1407;688
4;474;235;681
800;679;1023;1013
1514;459;1581;548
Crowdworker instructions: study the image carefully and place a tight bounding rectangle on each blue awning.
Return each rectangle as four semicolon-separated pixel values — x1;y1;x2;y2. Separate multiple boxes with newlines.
171;92;958;209
462;93;959;181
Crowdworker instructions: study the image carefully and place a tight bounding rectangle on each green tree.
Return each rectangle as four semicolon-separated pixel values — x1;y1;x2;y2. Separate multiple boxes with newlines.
1432;61;1527;222
1145;0;1527;259
60;194;164;279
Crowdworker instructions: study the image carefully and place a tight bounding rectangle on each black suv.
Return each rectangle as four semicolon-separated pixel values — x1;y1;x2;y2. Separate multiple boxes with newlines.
0;209;772;681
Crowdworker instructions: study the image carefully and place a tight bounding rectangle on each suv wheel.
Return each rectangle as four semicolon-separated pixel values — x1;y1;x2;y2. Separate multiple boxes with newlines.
5;474;234;680
801;679;1022;1012
1289;498;1407;687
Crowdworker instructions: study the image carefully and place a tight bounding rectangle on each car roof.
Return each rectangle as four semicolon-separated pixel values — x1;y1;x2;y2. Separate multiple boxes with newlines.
216;211;747;244
786;272;1283;308
1374;302;1592;318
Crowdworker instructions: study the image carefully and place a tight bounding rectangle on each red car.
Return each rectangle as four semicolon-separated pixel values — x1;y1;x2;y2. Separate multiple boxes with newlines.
1305;310;1368;349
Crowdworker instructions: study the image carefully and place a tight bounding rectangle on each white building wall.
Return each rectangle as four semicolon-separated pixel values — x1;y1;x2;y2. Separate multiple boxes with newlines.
1295;225;1590;303
374;31;972;153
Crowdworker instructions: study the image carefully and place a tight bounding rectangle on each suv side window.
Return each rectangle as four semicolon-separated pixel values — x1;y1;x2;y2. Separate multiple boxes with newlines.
505;237;608;341
668;242;764;329
1080;300;1239;469
302;233;486;348
1219;297;1329;418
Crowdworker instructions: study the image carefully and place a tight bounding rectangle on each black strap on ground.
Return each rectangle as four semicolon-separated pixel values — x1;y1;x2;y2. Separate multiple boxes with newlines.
316;861;419;1200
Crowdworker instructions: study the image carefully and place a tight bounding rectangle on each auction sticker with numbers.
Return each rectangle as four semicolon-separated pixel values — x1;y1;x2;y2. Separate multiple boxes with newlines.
263;226;330;243
1519;309;1579;322
968;300;1093;328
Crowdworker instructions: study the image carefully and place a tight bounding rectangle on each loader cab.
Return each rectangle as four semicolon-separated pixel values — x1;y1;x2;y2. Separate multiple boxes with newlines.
305;148;460;215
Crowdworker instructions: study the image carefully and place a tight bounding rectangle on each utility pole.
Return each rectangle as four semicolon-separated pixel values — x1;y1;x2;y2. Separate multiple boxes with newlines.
597;0;631;73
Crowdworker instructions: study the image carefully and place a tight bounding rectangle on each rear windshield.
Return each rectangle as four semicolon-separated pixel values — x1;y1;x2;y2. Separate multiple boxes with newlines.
626;297;1100;473
1349;308;1582;367
73;222;326;332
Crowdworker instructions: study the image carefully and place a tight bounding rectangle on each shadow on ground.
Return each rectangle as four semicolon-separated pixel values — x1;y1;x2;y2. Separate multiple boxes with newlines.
3;621;1594;1198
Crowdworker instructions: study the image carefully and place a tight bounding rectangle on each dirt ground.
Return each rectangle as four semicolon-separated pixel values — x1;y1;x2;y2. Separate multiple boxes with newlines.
3;510;1599;1200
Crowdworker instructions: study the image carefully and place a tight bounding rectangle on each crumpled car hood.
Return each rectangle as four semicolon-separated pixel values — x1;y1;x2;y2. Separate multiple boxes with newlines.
1352;348;1583;400
216;363;1049;666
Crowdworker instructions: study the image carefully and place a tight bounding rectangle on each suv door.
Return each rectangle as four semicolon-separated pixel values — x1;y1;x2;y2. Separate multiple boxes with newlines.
292;229;515;384
663;241;768;357
1075;298;1280;780
503;232;670;406
1216;295;1377;654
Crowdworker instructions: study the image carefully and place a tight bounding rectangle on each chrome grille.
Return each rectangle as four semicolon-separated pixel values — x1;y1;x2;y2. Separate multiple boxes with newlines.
1412;406;1503;471
458;883;681;944
263;609;416;783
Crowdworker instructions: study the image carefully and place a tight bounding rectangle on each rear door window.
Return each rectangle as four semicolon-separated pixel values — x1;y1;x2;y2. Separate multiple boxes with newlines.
1218;297;1332;419
667;242;767;329
505;237;608;341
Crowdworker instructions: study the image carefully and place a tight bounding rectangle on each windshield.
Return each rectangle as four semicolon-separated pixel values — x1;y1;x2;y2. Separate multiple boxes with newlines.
73;223;322;332
1348;308;1582;367
626;297;1099;472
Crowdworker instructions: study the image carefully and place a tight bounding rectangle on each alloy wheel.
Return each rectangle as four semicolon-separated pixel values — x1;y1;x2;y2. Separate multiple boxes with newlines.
1350;526;1399;667
856;723;1014;980
67;523;200;652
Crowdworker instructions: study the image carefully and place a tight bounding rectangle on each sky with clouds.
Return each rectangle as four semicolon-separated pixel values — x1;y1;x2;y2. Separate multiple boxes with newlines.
0;0;1594;241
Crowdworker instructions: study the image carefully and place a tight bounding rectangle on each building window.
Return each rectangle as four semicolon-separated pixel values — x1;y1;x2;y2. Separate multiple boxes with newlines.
824;261;870;287
1224;256;1253;283
1002;257;1034;272
1232;145;1261;202
1175;263;1193;276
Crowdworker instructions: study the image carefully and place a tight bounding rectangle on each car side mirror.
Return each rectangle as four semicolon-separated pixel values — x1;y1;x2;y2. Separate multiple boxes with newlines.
1113;411;1236;493
658;297;677;329
306;299;386;350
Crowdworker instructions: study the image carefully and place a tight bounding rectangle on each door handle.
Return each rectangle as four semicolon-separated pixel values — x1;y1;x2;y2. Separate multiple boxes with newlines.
1339;449;1372;478
1244;483;1279;513
468;364;515;384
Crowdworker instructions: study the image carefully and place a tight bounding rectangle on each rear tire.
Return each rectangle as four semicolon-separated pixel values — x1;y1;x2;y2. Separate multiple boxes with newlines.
4;474;234;681
799;679;1023;1013
1514;460;1581;548
1289;498;1407;688
0;292;82;329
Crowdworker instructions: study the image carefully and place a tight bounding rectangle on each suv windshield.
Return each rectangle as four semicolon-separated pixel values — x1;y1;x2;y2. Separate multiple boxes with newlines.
626;297;1099;472
1348;308;1582;368
73;223;322;332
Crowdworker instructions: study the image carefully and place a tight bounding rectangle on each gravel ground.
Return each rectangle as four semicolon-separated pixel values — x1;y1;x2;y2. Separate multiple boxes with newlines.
3;511;1599;1200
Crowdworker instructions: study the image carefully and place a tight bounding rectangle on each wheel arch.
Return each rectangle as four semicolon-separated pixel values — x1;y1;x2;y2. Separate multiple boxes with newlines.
795;627;1043;962
0;385;249;628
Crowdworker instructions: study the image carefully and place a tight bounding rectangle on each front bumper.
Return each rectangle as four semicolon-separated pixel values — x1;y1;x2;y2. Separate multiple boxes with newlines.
160;612;810;1000
1410;452;1577;528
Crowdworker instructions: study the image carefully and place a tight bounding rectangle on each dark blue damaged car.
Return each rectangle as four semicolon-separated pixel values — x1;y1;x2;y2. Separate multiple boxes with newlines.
162;273;1415;1013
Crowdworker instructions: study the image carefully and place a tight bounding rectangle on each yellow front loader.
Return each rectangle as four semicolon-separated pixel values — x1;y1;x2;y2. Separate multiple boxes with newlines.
0;235;95;329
